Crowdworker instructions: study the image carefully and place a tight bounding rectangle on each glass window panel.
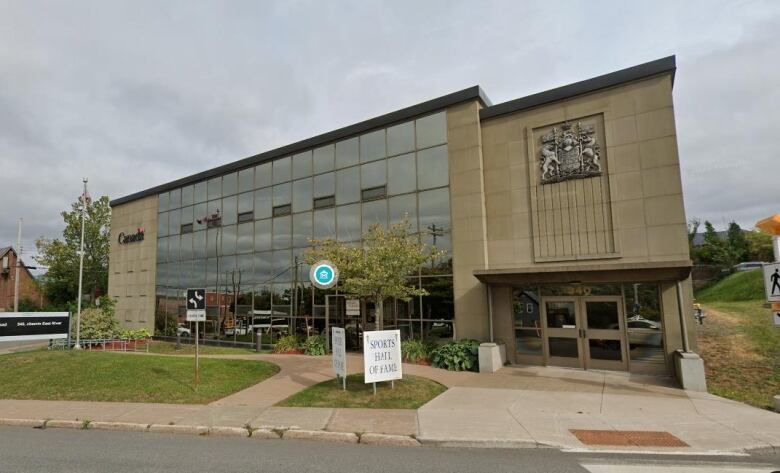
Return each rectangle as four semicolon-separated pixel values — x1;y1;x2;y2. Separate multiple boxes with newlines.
416;111;447;149
238;191;253;214
168;235;180;261
254;219;272;252
313;144;335;174
157;237;168;263
221;224;237;255
206;258;218;291
361;186;386;201
169;188;181;209
181;185;194;207
239;168;254;193
292;212;312;248
222;172;238;196
206;200;221;224
335;137;359;168
207;177;221;200
253;253;272;285
585;301;620;329
193;202;207;230
515;330;543;355
254;188;272;220
273;215;291;250
513;289;540;328
589;339;623;360
179;233;193;261
272;249;292;278
222;195;237;225
158;212;169;237
418;188;450;231
360;129;386;162
337;204;361;242
360;160;386;189
292;178;312;213
237;221;253;254
168;208;181;235
546;302;577;328
548;337;579;358
313;208;336;240
273;204;291;217
362;199;387;233
193;230;206;260
313;172;335;198
193;181;207;204
272;156;291;184
387;121;415;157
387;153;416;195
158;192;170;212
421;276;454;319
336;167;360;205
273;183;291;206
180;206;194;229
206;227;219;258
417;145;448;190
255;162;271;189
292;150;312;180
623;283;664;363
389;194;417;231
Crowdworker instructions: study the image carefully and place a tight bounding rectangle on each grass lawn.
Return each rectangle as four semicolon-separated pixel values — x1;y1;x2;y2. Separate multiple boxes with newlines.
148;341;266;355
0;351;279;404
696;300;780;410
277;373;446;409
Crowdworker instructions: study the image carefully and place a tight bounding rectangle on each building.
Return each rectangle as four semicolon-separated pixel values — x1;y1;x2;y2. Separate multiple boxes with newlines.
109;56;701;378
0;247;47;311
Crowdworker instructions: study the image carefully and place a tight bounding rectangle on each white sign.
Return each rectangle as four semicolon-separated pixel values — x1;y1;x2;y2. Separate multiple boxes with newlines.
332;327;346;377
363;329;402;384
186;288;207;321
310;260;339;290
774;311;780;327
346;299;360;316
764;263;780;303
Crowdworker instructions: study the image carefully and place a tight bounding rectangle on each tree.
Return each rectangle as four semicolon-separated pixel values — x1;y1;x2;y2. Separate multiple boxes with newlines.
698;221;726;265
745;229;774;262
304;219;445;330
35;195;111;307
687;218;702;263
724;221;749;266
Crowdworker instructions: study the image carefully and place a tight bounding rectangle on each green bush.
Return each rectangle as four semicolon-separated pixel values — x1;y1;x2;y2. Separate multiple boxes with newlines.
74;298;121;340
430;339;480;371
302;335;327;356
273;335;301;353
120;328;151;340
401;338;432;363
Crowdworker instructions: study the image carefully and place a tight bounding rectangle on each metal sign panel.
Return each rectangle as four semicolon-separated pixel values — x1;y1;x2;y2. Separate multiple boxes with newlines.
310;260;338;290
345;299;360;316
774;311;780;327
363;329;402;384
331;327;346;378
186;288;206;321
0;312;70;341
763;263;780;303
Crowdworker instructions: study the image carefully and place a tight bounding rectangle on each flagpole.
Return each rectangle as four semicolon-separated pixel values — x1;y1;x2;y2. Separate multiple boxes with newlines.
74;177;88;350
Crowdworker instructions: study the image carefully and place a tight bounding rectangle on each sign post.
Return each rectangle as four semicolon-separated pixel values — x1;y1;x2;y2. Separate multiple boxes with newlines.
311;261;339;352
332;327;346;390
363;329;402;395
186;288;206;388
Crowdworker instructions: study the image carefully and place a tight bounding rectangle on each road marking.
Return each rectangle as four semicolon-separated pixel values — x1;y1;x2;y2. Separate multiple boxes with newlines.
582;463;776;473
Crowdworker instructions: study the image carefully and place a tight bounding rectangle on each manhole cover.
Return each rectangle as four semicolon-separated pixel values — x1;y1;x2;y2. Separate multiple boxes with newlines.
570;429;689;447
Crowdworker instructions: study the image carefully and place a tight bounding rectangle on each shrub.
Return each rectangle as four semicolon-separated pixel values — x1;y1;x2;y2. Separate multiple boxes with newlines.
401;338;432;363
302;335;327;356
273;335;301;353
430;339;480;371
74;298;121;340
121;328;151;340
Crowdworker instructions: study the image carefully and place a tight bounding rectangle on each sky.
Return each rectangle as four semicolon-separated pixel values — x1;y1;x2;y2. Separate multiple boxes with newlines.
2;0;779;268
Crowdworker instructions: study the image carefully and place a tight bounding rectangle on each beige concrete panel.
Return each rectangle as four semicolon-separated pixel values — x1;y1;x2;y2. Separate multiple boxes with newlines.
486;216;512;241
636;107;676;141
612;170;643;201
487;240;514;267
482;142;509;169
446;101;480;129
452;282;489;340
633;75;674;114
483;168;511;195
617;227;648;258
605;91;636;120
480;122;508;149
510;188;530;215
605;115;638;147
615;199;646;229
451;169;483;196
608;143;640;174
448;123;481;151
646;224;688;257
641;165;683;198
639;135;679;169
511;211;533;239
564;95;608;121
448;147;482;174
490;285;516;358
513;237;534;264
485;193;512;218
644;194;686;226
509;163;529;190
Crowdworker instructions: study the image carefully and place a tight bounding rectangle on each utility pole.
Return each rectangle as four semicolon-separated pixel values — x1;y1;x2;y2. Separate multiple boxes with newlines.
13;218;22;312
75;178;89;350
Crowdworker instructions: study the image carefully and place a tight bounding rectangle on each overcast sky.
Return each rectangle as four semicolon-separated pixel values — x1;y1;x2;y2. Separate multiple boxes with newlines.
2;0;779;265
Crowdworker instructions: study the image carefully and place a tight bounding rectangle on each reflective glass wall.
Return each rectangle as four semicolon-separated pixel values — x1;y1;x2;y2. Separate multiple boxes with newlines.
155;111;453;342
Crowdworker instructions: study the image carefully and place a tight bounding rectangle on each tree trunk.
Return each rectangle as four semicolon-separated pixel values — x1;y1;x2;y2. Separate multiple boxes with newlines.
376;297;384;331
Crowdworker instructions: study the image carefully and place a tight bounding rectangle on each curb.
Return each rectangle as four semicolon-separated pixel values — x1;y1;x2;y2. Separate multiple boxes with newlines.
283;429;359;444
416;437;542;449
360;433;421;447
90;421;149;432
148;424;209;435
0;418;46;428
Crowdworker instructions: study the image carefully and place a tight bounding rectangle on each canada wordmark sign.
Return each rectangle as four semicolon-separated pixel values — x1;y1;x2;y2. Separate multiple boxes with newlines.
0;312;70;341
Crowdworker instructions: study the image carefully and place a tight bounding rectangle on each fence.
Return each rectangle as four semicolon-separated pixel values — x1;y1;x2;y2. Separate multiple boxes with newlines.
153;335;273;351
50;338;151;352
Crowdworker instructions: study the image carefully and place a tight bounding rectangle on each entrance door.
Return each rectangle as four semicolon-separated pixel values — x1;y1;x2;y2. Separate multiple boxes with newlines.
541;296;627;371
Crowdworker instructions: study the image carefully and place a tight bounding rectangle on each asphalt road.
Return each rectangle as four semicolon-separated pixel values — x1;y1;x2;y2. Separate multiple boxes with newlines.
0;426;778;473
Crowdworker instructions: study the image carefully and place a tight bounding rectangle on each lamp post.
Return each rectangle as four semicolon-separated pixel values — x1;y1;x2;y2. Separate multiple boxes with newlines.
75;178;89;350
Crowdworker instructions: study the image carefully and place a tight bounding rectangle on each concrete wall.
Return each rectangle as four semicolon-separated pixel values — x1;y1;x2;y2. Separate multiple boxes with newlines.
108;195;158;330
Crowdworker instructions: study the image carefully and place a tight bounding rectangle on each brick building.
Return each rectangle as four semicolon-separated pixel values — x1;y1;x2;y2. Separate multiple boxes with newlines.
0;247;47;311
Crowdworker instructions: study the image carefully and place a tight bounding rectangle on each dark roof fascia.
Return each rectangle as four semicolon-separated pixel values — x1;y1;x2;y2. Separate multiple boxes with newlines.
0;246;10;259
479;55;676;121
110;86;491;207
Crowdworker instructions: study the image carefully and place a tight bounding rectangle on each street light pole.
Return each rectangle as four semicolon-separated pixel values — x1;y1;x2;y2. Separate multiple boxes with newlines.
75;178;88;350
13;218;22;312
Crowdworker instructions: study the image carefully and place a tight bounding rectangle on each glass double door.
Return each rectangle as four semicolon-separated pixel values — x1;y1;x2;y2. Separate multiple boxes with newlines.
542;296;627;371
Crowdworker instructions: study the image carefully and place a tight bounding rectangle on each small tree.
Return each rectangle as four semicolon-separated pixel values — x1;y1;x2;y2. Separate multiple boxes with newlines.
304;219;445;330
746;229;774;262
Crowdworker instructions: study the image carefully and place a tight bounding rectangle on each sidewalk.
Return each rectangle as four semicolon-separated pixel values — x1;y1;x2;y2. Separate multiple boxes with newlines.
0;351;778;454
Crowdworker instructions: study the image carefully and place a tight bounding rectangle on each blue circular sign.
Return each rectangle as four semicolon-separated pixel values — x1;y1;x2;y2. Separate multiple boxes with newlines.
310;260;339;289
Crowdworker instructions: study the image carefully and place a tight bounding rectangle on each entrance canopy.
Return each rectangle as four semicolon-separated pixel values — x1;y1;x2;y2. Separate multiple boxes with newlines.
473;260;691;285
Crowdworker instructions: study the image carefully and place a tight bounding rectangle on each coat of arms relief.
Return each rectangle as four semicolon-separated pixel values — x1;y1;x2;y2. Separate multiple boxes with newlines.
539;121;602;184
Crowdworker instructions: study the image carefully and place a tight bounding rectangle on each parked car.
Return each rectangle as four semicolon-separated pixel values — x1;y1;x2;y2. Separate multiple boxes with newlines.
733;261;765;272
177;324;191;337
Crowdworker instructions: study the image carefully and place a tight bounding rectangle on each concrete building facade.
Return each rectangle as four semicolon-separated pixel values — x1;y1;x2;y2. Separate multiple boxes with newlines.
109;56;698;378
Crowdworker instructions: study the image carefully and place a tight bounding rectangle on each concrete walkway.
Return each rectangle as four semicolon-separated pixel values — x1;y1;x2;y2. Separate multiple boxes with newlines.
0;351;778;453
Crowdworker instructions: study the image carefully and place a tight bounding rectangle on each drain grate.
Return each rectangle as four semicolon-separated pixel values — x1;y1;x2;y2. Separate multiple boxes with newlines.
570;429;689;447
